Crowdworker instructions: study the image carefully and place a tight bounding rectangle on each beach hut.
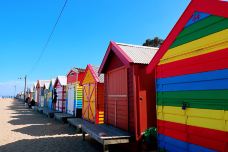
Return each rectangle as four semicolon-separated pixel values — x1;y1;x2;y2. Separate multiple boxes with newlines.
43;81;50;109
54;76;67;112
29;85;34;100
146;0;228;151
66;67;85;117
33;83;37;102
98;41;158;140
81;64;104;124
36;80;49;107
31;83;36;101
48;79;56;110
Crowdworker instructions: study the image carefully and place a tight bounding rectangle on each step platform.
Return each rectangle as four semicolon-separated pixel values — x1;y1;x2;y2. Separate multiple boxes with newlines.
81;120;131;152
54;112;75;123
43;108;60;118
67;118;83;131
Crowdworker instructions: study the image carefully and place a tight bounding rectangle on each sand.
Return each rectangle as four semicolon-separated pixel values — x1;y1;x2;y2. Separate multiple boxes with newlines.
0;99;102;152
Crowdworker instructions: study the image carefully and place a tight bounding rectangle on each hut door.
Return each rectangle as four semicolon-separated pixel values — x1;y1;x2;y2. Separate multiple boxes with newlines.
139;90;147;133
56;86;62;112
40;89;44;107
107;67;128;131
83;83;96;122
56;85;66;112
67;84;75;115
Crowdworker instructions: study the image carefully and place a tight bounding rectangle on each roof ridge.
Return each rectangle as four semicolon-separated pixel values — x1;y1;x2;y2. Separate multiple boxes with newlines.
90;65;100;68
116;42;159;50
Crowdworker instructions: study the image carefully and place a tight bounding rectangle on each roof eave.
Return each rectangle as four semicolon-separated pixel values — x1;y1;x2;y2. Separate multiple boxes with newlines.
80;64;100;85
98;41;132;75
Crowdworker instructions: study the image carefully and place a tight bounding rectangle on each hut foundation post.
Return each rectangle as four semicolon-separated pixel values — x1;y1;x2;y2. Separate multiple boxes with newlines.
103;144;109;152
82;131;86;141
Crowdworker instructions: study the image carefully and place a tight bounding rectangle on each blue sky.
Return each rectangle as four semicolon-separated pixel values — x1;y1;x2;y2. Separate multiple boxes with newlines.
0;0;190;96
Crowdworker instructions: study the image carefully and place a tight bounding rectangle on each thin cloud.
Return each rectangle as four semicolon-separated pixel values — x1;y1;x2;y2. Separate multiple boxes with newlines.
0;80;35;96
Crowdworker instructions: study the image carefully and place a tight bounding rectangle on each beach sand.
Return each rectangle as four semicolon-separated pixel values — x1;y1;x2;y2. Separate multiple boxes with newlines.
0;99;153;152
0;99;102;152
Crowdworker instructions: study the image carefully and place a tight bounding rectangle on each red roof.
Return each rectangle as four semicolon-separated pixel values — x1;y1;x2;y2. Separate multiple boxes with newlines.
146;0;228;73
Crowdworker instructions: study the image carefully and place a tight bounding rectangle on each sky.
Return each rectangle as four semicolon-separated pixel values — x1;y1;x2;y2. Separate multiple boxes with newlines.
0;0;191;96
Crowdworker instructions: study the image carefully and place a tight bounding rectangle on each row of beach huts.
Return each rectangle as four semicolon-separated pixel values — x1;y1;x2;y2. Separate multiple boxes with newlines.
16;0;228;152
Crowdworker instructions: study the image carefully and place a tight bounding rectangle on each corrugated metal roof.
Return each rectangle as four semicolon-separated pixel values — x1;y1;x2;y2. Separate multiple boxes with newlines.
117;43;159;64
57;76;67;86
91;65;104;83
72;67;85;73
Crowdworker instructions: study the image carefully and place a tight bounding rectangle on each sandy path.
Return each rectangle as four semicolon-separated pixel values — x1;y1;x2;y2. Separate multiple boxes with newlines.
0;99;102;152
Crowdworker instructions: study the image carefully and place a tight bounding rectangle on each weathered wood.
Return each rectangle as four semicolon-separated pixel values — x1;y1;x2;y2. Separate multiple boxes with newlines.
67;118;83;129
43;108;57;118
103;145;109;152
104;139;130;145
54;113;75;123
83;131;86;141
81;120;131;152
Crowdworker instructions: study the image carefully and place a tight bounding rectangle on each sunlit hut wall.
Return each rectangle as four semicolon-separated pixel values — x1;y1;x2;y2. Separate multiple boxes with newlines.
99;41;158;141
48;79;55;110
36;80;49;107
66;67;85;117
43;81;50;109
81;64;104;124
147;0;228;151
36;81;41;105
53;76;67;112
33;82;37;102
29;84;35;100
26;88;30;99
31;83;36;101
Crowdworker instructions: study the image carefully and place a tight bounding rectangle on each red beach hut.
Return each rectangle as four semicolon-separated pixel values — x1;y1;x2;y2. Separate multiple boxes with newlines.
99;41;158;140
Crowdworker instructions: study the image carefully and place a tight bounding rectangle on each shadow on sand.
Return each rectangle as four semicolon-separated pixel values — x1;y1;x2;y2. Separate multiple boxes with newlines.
0;136;101;152
3;100;141;152
7;101;76;136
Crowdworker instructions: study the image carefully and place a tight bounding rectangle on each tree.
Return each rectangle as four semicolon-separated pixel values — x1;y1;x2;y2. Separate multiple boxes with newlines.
143;37;164;47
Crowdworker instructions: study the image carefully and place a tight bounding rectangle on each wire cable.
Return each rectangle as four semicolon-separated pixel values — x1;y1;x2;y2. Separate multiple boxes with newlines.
28;0;69;76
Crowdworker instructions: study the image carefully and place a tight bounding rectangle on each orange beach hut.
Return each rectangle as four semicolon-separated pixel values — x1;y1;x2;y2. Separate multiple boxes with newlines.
81;64;104;124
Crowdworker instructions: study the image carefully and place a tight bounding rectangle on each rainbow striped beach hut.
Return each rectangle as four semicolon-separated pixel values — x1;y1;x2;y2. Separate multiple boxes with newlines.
147;0;228;151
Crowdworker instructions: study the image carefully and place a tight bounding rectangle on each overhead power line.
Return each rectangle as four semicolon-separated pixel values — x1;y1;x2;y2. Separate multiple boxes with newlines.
28;0;69;76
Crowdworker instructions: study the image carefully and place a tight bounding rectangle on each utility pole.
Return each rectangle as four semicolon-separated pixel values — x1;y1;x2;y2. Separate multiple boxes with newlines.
18;75;27;102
